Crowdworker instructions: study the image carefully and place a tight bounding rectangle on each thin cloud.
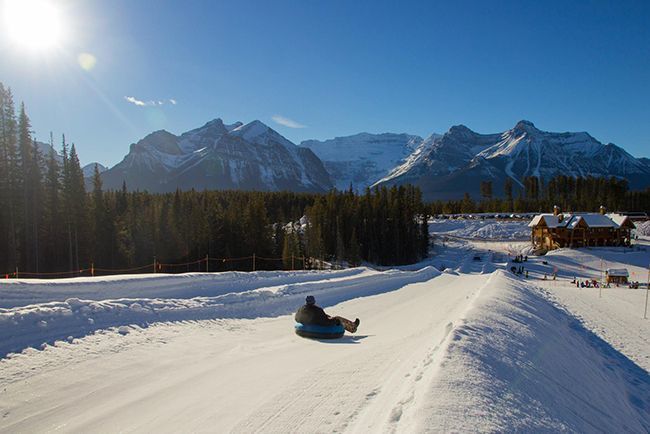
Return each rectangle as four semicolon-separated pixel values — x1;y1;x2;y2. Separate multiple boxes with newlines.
125;96;147;106
272;115;307;129
124;96;177;107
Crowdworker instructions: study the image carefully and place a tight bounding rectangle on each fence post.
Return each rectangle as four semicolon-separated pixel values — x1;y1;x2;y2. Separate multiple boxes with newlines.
15;266;18;279
91;262;95;277
252;253;256;272
643;265;650;319
303;256;306;270
153;256;157;274
291;254;294;271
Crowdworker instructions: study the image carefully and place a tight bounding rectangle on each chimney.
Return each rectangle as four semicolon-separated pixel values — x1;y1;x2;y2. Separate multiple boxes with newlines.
553;205;560;216
599;205;606;215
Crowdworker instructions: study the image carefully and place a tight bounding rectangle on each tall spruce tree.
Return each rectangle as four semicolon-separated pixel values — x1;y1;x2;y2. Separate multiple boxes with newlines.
42;140;62;271
17;103;42;272
63;143;87;272
0;85;20;272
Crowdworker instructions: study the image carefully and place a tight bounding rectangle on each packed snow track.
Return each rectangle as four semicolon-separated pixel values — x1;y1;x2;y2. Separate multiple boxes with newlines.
1;270;483;432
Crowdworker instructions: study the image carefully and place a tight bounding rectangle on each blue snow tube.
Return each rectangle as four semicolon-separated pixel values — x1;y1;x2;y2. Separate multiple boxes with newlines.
295;322;345;339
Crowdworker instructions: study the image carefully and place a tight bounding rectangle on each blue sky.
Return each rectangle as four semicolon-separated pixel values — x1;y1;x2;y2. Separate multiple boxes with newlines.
1;0;648;166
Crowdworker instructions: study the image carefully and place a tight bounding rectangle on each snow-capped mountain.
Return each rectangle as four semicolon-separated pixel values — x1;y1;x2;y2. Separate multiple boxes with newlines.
34;142;105;179
301;133;430;191
33;141;62;163
101;119;333;193
82;163;107;178
375;120;650;200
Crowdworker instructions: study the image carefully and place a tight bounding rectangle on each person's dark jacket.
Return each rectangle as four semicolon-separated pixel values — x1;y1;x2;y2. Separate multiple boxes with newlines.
295;304;340;327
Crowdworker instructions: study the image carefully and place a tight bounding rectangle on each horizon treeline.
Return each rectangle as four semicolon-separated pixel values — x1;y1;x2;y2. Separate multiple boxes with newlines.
0;83;430;274
430;176;650;215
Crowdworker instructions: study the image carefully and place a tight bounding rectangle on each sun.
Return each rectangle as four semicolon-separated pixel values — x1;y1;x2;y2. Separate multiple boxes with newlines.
3;0;65;51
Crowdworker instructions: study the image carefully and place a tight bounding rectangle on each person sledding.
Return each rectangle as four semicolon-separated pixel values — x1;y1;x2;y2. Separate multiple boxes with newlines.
295;295;360;333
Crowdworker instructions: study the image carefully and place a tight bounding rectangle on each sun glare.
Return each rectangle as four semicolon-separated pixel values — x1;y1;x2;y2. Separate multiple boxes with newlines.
4;0;65;51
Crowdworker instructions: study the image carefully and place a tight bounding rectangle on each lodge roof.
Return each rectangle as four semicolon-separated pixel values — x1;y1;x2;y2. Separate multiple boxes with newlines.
606;268;629;277
528;212;634;230
528;214;567;228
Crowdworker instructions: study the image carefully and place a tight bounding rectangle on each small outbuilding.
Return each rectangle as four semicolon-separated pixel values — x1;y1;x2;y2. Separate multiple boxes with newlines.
605;268;629;285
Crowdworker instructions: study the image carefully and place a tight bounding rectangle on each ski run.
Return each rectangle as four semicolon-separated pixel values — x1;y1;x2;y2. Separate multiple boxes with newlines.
1;220;649;432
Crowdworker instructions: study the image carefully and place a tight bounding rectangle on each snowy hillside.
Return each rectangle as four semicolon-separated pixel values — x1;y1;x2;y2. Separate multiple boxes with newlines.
301;133;427;191
2;222;649;431
101;119;332;193
376;120;650;200
428;218;530;240
636;220;650;237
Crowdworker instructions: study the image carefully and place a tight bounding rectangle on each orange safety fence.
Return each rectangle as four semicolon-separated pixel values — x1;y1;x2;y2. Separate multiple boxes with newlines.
3;254;310;280
94;263;155;273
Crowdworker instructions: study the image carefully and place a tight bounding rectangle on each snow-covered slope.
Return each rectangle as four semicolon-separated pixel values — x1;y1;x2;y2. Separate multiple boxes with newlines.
82;162;107;178
301;133;427;191
376;120;650;200
416;270;649;432
101;119;333;193
2;248;648;431
33;141;61;163
428;218;530;240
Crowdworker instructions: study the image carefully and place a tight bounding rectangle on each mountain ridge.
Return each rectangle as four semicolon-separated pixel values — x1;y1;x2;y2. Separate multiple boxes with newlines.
84;118;648;199
374;120;650;200
101;118;332;193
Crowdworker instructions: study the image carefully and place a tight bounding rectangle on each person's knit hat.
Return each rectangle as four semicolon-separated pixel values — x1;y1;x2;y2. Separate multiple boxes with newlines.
305;295;315;305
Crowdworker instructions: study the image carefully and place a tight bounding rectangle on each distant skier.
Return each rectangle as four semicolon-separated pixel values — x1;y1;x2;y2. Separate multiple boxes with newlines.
295;295;360;333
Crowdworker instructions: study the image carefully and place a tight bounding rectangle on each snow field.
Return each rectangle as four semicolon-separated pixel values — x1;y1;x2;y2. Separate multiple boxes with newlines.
520;244;650;371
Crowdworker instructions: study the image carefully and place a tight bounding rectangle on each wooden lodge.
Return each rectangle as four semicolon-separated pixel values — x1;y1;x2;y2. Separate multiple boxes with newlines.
529;206;635;251
605;268;629;285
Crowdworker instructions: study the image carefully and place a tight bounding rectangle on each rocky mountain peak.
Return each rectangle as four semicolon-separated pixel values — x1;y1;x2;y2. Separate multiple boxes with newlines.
130;130;180;155
198;118;244;133
448;124;474;136
510;120;540;137
102;118;332;193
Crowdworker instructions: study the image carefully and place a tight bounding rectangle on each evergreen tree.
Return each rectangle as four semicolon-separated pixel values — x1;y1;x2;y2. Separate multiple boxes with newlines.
335;222;345;266
282;229;300;270
0;85;20;272
480;180;493;200
91;164;112;268
63;143;87;272
504;178;513;211
42;141;62;271
17;103;42;272
346;228;361;267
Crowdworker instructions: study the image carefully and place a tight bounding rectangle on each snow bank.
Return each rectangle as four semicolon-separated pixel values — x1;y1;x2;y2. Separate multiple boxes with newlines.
414;271;650;432
0;267;440;358
0;268;366;309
